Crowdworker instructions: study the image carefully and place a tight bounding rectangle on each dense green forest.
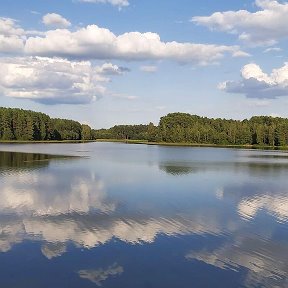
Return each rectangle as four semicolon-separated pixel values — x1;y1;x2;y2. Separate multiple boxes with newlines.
93;124;151;141
1;108;288;147
0;107;92;141
93;112;288;147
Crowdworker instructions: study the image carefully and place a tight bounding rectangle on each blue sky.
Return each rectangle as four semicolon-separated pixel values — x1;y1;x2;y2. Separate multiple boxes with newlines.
1;0;288;128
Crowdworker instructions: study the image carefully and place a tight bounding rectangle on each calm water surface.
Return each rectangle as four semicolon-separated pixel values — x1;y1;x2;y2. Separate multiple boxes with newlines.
0;142;288;288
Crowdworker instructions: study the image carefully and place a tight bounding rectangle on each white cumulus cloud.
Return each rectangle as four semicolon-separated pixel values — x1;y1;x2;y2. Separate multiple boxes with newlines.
0;17;25;36
24;24;245;64
219;62;288;99
0;17;247;64
0;57;127;105
0;18;25;53
42;13;71;28
192;0;288;46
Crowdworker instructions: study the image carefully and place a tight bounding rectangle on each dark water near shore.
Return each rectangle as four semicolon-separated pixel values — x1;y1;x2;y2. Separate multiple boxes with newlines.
0;142;288;288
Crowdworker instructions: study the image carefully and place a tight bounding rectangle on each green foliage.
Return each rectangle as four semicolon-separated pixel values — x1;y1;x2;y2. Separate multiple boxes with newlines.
147;122;159;142
93;124;149;140
2;107;288;147
157;113;288;146
82;124;92;140
93;112;288;147
52;118;82;140
0;107;91;141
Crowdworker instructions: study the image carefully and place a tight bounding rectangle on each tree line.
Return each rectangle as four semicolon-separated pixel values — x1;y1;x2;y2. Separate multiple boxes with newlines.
1;108;288;146
93;112;288;147
0;107;92;141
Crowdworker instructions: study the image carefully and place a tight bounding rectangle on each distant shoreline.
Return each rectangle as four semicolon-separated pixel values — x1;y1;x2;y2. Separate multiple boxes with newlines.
1;139;287;151
95;139;288;150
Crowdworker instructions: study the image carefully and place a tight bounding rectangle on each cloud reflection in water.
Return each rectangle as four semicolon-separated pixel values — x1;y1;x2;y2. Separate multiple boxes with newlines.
1;148;288;287
0;153;226;258
79;263;124;286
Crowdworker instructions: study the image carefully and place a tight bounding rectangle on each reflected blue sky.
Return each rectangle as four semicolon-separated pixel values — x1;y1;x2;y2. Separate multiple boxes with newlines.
0;143;288;287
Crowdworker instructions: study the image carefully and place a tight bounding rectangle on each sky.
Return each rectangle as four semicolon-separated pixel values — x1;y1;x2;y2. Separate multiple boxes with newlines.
1;0;288;128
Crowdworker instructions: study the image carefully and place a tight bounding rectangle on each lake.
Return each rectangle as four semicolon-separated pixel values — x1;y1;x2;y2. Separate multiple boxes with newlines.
0;142;288;288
